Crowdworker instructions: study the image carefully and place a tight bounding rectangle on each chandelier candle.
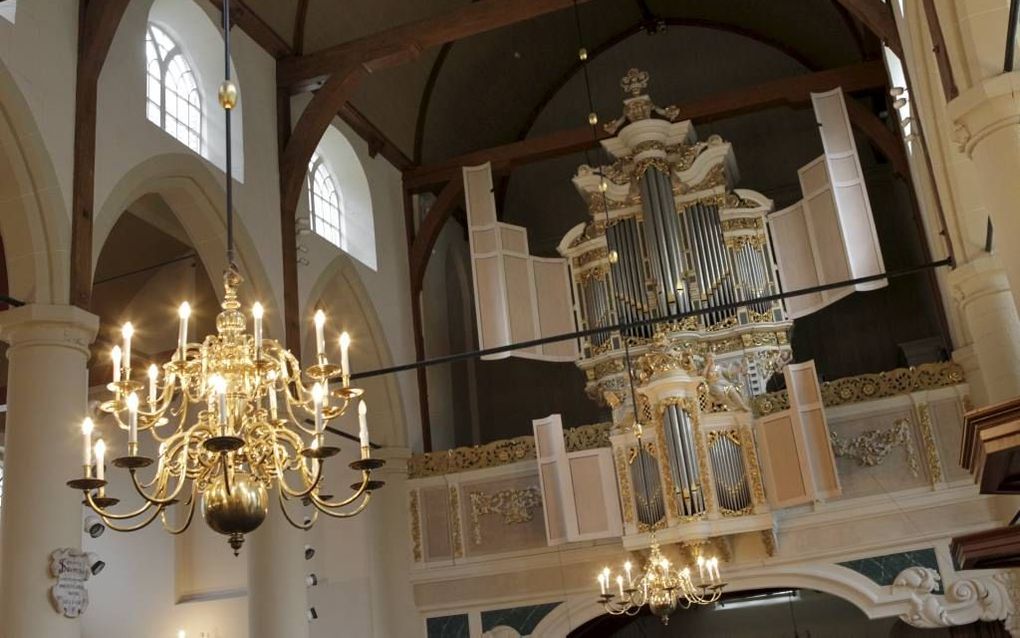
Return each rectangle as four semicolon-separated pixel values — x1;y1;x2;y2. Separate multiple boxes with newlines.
358;400;369;457
126;392;139;447
94;440;105;481
252;302;263;354
339;331;351;386
177;302;190;360
314;310;326;361
121;323;133;379
147;364;158;406
82;418;94;469
312;383;324;435
111;345;122;384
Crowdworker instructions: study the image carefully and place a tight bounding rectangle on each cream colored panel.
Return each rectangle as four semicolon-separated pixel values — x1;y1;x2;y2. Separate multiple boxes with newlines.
421;486;453;562
499;224;529;254
534;414;571;545
786;360;842;501
566;448;622;540
472;255;510;354
464;163;498;228
533;258;579;360
811;88;886;291
798;157;829;195
503;254;540;348
804;187;852;301
756;411;811;507
472;228;498;255
768;202;824;318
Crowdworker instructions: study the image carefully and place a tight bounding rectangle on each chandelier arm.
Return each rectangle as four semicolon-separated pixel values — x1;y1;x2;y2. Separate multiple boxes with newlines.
159;485;198;535
309;470;370;509
95;503;166;533
129;466;191;505
128;435;194;503
145;393;191;443
281;390;319;436
275;484;318;530
274;451;323;499
84;489;156;520
311;491;372;518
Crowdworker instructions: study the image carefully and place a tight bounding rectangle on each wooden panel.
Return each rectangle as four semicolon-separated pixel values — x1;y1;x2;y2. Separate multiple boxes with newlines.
768;202;824;318
534;414;571;545
786;360;842;501
532;258;578;360
567;448;622;540
756;411;812;508
503;254;539;346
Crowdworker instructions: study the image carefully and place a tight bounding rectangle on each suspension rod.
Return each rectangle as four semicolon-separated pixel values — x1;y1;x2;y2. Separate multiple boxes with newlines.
350;258;952;381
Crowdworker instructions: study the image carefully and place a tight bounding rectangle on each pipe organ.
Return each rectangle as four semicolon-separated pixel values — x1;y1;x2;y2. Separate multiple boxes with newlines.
545;68;884;550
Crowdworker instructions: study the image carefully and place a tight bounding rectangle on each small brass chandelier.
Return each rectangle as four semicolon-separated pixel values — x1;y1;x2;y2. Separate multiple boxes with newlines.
66;1;384;554
596;537;724;624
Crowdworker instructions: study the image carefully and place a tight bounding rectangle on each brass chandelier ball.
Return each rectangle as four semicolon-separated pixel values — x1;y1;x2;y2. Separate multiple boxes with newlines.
201;471;269;555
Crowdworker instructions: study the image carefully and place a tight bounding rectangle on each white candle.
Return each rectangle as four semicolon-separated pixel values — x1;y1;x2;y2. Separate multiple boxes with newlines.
94;439;106;481
177;302;190;360
624;561;633;587
312;382;324;434
148;364;158;404
697;555;705;580
82;418;94;467
601;567;610;595
598;573;606;596
252;302;264;353
313;310;326;359
111;346;122;384
121;322;134;379
616;575;624;598
268;385;278;420
358;400;369;451
339;332;351;384
126;392;139;446
214;376;228;429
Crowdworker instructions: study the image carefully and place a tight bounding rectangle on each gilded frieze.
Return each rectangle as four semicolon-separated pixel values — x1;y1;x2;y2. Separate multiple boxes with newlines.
739;427;767;506
468;487;543;545
720;217;764;232
614;445;636;525
753;362;966;416
573;247;609;268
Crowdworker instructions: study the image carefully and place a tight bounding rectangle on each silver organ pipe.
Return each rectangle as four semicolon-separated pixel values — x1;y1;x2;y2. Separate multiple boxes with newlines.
662;404;705;517
708;433;751;513
630;446;666;526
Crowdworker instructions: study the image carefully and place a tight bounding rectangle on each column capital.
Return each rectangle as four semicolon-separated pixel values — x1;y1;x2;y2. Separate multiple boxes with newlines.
947;254;1012;303
948;72;1020;156
0;304;99;355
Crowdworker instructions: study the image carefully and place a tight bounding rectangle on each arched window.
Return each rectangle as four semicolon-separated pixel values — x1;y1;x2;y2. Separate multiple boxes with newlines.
145;24;202;154
307;155;345;249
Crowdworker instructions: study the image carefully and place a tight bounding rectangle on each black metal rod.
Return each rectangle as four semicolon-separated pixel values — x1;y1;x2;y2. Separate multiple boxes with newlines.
222;0;235;267
1006;0;1019;72
985;216;994;253
350;258;952;382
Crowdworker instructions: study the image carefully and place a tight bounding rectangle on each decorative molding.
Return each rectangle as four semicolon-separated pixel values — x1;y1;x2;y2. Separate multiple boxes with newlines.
915;403;944;486
841;549;942;590
407;423;612;479
829;418;919;476
740;426;767;506
754;362;966;416
614;445;635;525
449;487;464;559
468;487;542;545
410;491;422;563
894;567;1015;631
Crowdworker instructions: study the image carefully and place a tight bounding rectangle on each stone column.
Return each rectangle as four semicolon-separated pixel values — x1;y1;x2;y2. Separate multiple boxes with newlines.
0;304;98;638
247;507;309;638
948;255;1020;405
949;73;1020;320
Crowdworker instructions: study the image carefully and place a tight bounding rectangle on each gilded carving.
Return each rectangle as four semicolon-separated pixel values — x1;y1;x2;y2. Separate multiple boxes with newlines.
760;529;777;557
468;487;542;545
724;234;767;250
720;217;764;232
409;491;422;562
915;403;944;486
406;423;613;478
740;427;767;506
678;163;727;195
614;445;636;525
645;436;679;521
574;247;609;268
829;418;919;477
753;362;967;416
449;487;464;558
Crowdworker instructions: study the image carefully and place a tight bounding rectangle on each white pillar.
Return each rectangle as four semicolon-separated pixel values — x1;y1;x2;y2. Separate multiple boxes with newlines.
949;73;1020;321
0;304;98;638
948;255;1020;405
247;506;309;638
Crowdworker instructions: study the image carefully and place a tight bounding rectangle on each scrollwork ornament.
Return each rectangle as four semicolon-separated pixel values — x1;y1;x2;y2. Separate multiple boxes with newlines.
894;567;1014;630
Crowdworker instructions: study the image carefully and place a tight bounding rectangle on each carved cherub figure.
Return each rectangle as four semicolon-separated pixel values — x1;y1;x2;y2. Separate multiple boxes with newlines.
701;352;750;412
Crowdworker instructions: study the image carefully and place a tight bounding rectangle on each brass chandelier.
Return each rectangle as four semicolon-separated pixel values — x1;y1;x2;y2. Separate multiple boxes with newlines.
66;1;383;554
597;537;724;624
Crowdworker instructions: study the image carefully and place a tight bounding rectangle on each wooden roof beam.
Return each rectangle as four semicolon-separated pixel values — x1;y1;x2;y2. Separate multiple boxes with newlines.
278;0;592;93
832;0;903;58
404;60;888;191
206;0;292;59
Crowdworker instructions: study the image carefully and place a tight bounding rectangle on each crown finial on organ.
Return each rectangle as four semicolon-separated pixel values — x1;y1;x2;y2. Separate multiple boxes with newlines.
621;68;649;97
605;69;679;134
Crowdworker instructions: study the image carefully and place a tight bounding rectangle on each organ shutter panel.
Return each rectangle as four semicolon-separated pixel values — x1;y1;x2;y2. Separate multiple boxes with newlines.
767;88;886;319
463;164;578;361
